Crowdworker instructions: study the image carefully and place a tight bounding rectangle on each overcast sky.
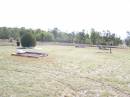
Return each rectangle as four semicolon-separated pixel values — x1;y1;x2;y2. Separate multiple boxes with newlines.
0;0;130;39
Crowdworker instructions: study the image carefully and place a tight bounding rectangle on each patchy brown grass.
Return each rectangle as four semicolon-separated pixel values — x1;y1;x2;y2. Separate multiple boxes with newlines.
0;45;130;97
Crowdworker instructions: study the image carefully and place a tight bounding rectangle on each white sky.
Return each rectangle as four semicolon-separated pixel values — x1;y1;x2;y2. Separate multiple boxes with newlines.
0;0;130;39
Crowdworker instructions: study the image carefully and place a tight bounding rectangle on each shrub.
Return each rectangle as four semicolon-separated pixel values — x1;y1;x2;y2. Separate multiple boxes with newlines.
21;32;36;47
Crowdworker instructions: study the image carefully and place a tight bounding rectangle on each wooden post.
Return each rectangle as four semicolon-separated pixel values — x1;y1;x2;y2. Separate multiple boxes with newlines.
16;40;20;47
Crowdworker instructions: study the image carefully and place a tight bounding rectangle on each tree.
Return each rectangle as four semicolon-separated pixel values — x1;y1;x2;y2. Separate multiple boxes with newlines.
50;27;59;40
75;30;86;44
21;32;36;47
67;32;75;43
9;28;20;40
101;30;122;46
90;28;100;45
0;27;10;39
85;33;91;44
125;31;130;46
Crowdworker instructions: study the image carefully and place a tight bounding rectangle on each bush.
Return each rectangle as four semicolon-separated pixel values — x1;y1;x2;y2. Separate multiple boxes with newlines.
21;32;36;47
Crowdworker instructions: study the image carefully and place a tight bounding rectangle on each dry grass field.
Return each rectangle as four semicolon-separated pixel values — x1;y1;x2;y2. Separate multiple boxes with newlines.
0;45;130;97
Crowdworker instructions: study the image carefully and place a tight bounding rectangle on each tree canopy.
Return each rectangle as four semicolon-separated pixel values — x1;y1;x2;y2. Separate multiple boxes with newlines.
0;27;122;46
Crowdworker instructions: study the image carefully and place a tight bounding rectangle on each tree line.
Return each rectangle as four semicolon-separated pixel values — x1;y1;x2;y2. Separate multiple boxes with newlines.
0;27;123;46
